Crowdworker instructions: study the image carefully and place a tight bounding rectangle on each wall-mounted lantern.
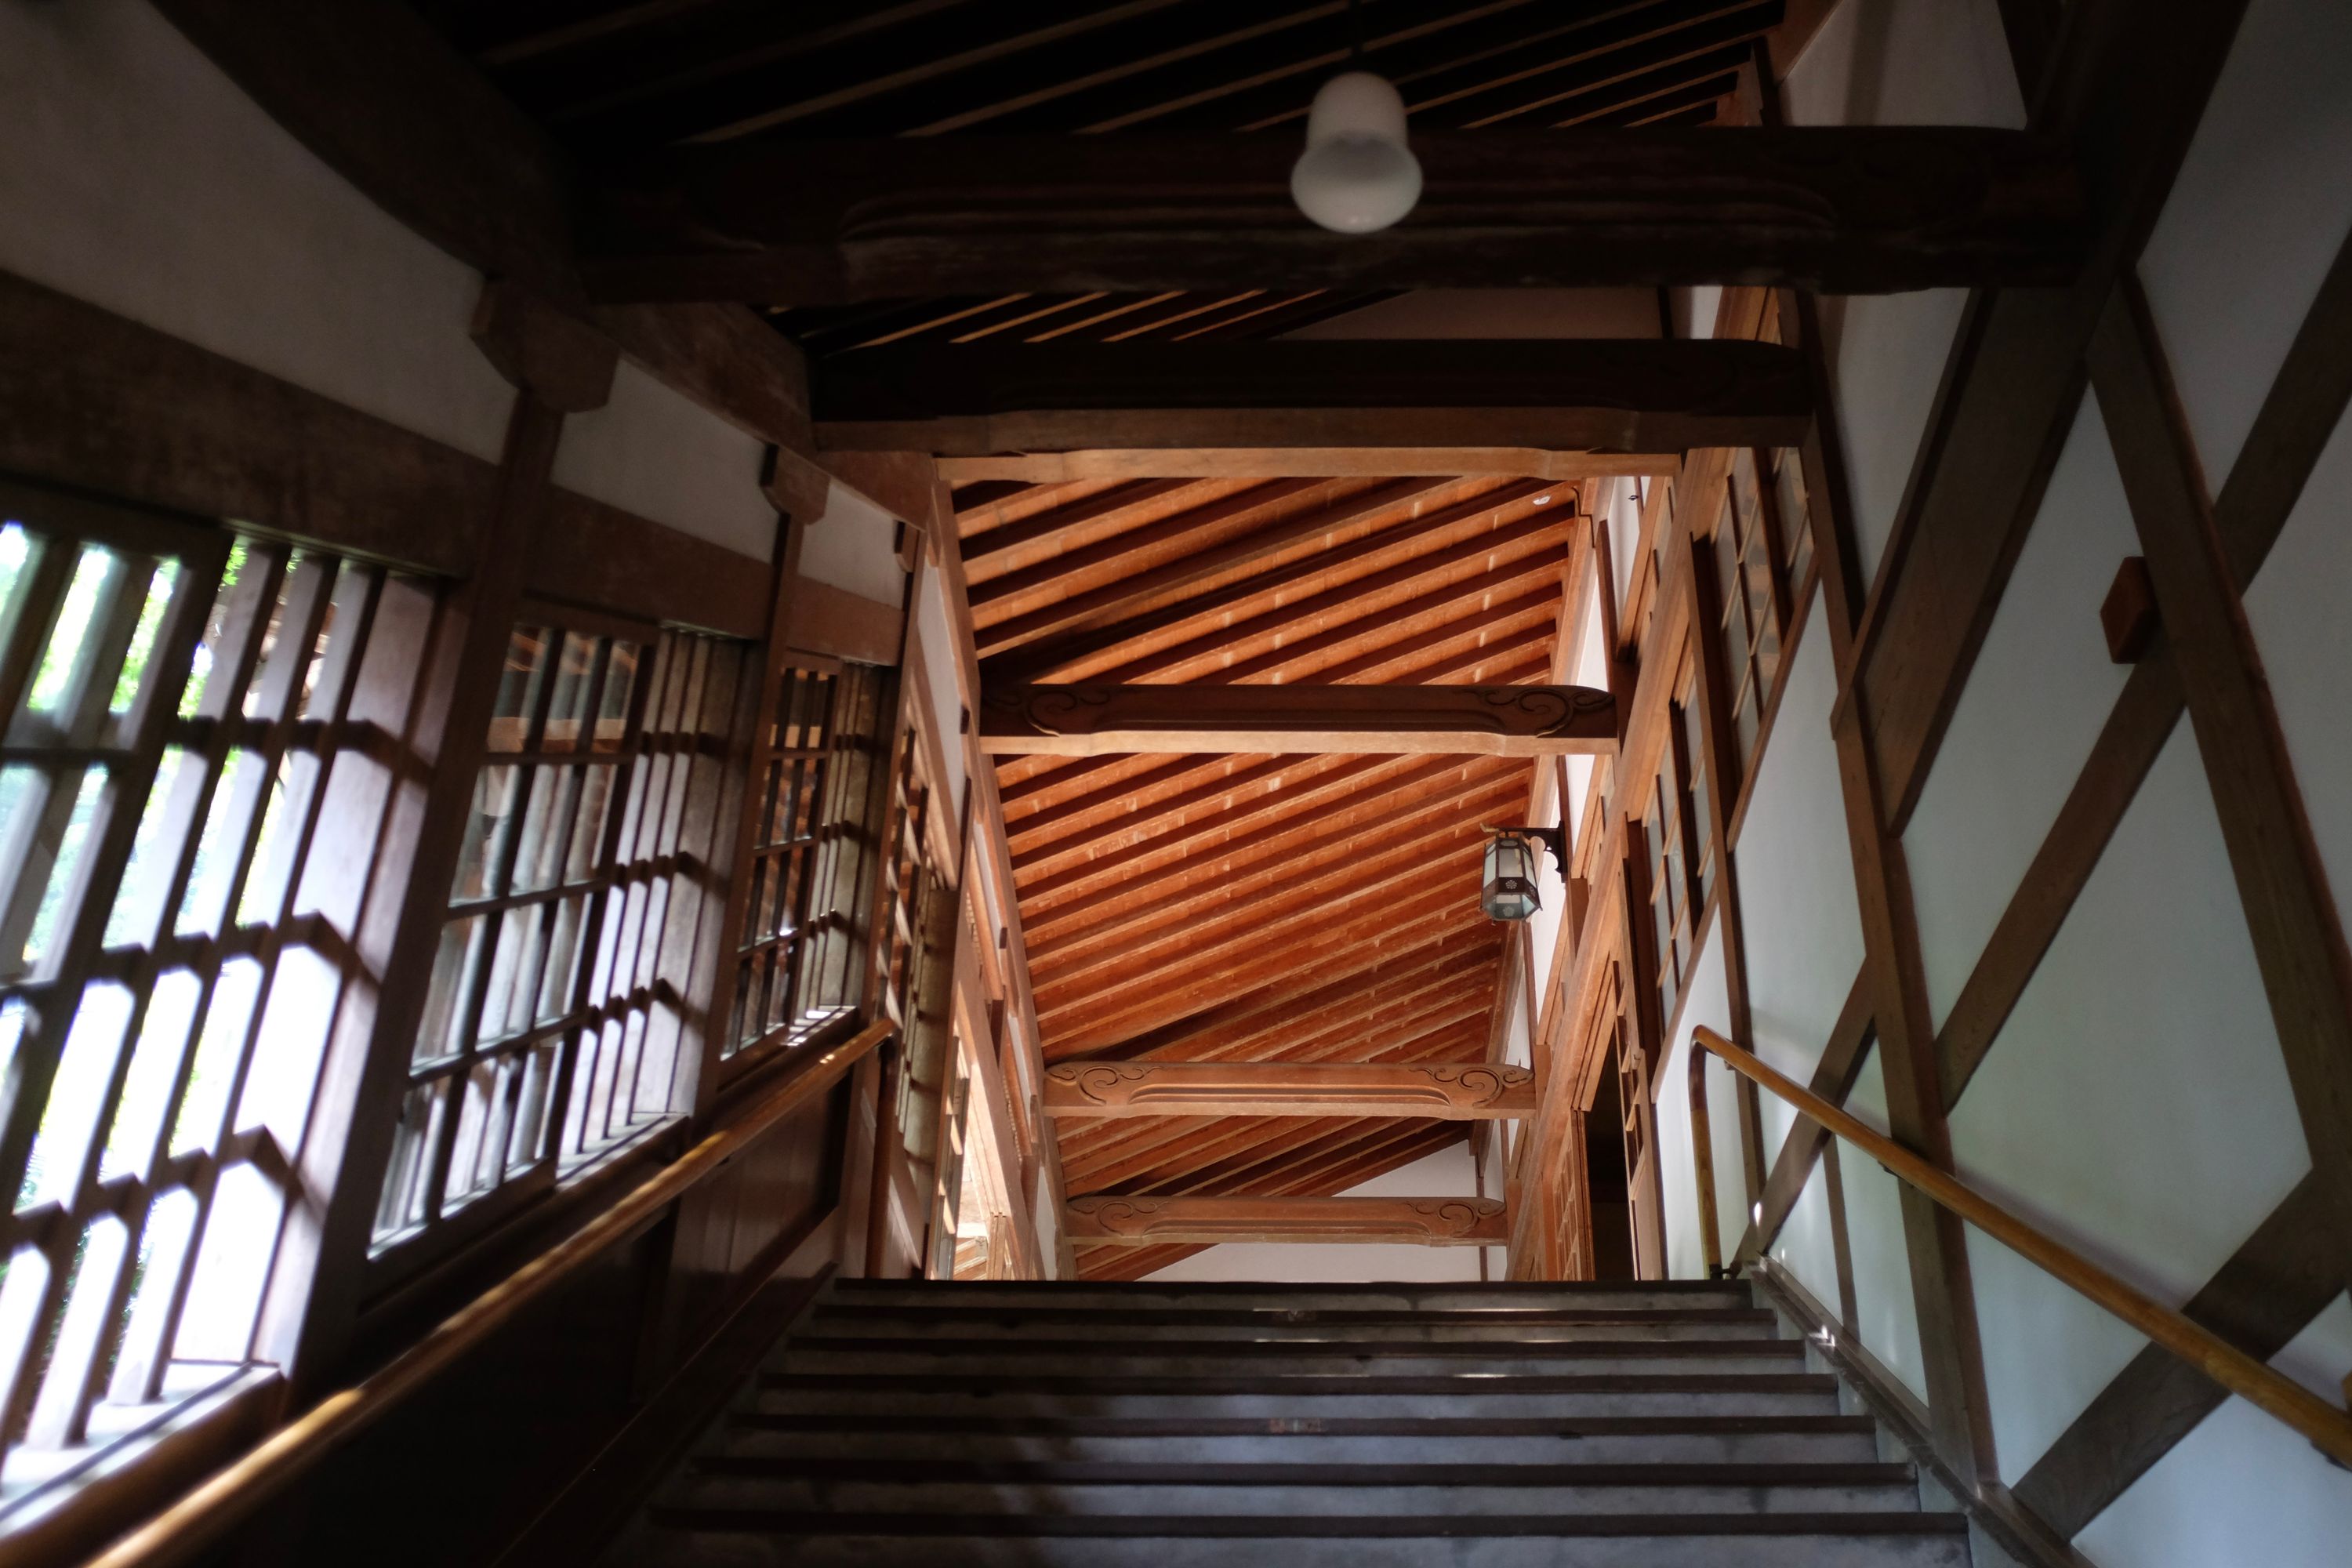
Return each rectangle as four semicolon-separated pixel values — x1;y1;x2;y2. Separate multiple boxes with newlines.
1479;823;1569;923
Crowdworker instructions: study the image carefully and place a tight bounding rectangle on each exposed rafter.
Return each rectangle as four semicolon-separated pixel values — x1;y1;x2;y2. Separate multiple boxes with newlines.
1065;1195;1510;1246
979;683;1617;757
1045;1062;1536;1119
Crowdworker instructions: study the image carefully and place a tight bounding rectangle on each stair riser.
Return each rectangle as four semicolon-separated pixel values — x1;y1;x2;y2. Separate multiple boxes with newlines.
780;1349;1806;1378
720;1432;1888;1465
755;1392;1845;1419
802;1317;1787;1343
633;1529;1973;1567
669;1479;1924;1515
832;1288;1756;1313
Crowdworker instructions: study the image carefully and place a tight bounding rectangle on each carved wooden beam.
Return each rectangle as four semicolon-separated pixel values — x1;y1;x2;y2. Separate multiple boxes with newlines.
979;684;1616;757
1044;1062;1536;1120
582;129;2086;303
811;340;1809;456
1065;1196;1509;1247
936;450;1681;485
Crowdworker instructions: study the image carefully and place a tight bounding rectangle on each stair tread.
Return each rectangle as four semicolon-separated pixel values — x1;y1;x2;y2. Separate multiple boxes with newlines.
692;1457;1915;1486
648;1510;1969;1538
731;1412;1879;1436
786;1334;1802;1359
811;1305;1779;1326
763;1371;1837;1395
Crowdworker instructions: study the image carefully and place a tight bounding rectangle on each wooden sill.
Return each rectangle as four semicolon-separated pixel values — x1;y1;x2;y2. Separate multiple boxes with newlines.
0;1363;282;1568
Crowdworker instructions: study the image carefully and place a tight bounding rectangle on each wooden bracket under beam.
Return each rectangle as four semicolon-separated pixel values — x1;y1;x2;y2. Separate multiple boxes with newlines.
1065;1196;1509;1247
1044;1062;1535;1120
978;684;1618;757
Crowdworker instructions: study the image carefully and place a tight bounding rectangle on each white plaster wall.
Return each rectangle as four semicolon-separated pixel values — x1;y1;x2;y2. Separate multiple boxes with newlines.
2246;408;2352;942
1283;288;1661;339
1783;0;2024;587
800;485;909;607
2140;0;2352;488
553;362;775;561
1947;728;2310;1477
1726;627;1864;1098
2073;1294;2352;1565
1141;1142;1485;1283
1653;923;1733;1281
1901;401;2140;1029
1766;1152;1843;1319
1836;1053;1930;1404
0;0;514;461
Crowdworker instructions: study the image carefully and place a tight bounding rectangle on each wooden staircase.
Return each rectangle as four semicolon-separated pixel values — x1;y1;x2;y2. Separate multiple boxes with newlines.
603;1278;1975;1566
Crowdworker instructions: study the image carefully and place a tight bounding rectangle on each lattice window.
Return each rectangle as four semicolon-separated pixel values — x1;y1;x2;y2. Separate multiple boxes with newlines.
1677;674;1718;915
373;612;749;1250
1641;712;1700;1031
1707;448;1791;779
0;487;434;1475
727;655;892;1065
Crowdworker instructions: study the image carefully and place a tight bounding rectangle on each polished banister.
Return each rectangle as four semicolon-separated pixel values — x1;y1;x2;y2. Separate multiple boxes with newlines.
1687;1024;2352;1469
90;1017;896;1568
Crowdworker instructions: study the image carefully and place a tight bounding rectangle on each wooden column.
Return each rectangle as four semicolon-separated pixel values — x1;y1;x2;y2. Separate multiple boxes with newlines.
263;289;616;1388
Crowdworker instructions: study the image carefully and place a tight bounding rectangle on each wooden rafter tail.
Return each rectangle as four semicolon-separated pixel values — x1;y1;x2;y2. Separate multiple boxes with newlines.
978;684;1618;757
1064;1196;1509;1247
1044;1062;1537;1120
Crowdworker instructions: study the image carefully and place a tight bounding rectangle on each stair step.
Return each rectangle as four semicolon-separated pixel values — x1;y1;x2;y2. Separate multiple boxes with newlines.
630;1512;1973;1567
778;1334;1806;1378
724;1411;1887;1465
806;1303;1784;1341
758;1370;1841;1420
670;1457;1920;1514
829;1282;1757;1314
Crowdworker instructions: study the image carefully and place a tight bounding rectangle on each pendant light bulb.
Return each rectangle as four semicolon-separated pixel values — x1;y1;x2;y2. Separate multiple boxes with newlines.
1290;71;1422;234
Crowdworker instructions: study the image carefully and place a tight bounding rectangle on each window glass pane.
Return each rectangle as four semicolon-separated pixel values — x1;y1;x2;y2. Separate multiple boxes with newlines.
565;765;618;884
542;631;600;756
487;626;550;753
26;546;118;715
109;561;181;714
20;984;134;1211
510;765;575;896
452;763;522;902
0;523;31;638
415;914;488;1066
595;641;639;753
178;540;249;719
101;970;201;1181
241;550;306;719
171;960;260;1156
178;749;259;937
16;766;107;974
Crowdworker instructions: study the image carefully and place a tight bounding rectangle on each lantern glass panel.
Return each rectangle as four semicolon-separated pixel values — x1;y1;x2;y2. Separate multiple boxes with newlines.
1481;833;1541;922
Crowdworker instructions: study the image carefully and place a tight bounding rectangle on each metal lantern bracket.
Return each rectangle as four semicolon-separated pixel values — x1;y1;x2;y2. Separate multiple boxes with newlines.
1482;822;1568;873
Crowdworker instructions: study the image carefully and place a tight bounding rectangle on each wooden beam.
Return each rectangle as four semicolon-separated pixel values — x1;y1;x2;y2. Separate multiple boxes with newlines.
583;128;2086;303
1043;1062;1536;1120
938;450;1681;485
814;340;1812;456
1064;1196;1509;1247
978;684;1618;757
782;579;905;667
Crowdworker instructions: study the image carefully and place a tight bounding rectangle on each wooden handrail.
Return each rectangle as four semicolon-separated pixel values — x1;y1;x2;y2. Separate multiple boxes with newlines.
1686;1025;2352;1468
90;1018;895;1568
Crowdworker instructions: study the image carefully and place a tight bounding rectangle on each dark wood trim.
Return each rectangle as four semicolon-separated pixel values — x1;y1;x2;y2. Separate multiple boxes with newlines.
535;489;769;640
2012;1172;2349;1537
2088;278;2352;1276
813;340;1813;457
583;128;2087;303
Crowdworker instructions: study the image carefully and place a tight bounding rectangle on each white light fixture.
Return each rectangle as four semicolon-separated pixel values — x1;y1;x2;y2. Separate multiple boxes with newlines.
1479;824;1567;923
1290;71;1422;234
